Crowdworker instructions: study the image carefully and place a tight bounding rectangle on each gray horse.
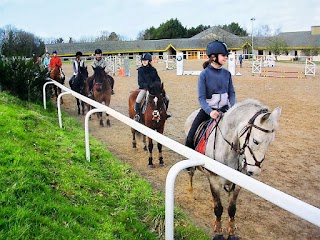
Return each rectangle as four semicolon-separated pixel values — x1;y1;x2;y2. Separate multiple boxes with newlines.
184;99;281;240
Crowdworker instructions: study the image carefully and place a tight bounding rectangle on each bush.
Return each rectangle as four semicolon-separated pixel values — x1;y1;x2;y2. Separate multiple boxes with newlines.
0;56;51;102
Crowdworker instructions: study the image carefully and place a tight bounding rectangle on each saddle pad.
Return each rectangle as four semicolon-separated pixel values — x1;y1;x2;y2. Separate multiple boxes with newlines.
195;117;221;154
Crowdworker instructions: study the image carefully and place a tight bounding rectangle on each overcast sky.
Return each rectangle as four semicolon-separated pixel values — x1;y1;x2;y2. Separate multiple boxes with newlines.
0;0;319;41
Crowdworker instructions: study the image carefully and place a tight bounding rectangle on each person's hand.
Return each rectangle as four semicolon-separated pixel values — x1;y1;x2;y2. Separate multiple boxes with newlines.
210;110;220;119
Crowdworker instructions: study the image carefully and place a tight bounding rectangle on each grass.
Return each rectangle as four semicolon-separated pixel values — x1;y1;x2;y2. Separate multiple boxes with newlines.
0;92;210;240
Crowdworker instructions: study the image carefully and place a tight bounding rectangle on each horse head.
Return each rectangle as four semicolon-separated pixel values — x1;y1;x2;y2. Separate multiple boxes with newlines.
50;66;61;80
93;67;108;92
236;105;282;176
146;83;166;123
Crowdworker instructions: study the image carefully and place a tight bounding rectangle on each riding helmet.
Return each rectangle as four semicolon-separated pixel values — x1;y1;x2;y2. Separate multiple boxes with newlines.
52;50;57;54
206;40;229;57
94;49;102;54
141;53;152;61
76;51;83;57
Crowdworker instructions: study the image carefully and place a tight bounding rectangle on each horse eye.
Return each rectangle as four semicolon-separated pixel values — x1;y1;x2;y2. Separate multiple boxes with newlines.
253;139;259;145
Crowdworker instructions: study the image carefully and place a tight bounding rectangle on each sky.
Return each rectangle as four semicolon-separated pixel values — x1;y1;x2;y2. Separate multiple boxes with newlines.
0;0;319;42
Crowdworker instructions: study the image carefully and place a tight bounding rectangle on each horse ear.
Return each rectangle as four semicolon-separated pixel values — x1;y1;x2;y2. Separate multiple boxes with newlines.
261;107;282;125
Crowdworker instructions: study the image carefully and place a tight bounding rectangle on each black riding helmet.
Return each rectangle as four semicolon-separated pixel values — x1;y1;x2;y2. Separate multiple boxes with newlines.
95;49;102;54
76;51;83;57
141;53;152;61
206;40;229;64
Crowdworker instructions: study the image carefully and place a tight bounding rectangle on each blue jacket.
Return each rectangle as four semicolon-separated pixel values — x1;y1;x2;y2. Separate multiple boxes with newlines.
198;64;236;115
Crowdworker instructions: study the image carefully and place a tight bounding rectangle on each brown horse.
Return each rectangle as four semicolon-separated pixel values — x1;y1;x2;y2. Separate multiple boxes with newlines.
128;83;167;168
50;66;64;103
84;67;113;127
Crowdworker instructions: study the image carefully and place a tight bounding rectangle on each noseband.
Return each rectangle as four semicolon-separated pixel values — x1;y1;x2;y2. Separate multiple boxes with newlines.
238;109;274;168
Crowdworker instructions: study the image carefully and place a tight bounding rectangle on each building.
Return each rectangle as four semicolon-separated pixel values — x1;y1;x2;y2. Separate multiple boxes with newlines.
45;26;320;61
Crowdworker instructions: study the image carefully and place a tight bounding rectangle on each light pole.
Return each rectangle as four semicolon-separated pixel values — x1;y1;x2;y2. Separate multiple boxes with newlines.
251;17;255;55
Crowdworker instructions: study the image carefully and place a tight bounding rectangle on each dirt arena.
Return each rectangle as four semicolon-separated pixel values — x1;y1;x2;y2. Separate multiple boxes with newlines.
60;59;319;240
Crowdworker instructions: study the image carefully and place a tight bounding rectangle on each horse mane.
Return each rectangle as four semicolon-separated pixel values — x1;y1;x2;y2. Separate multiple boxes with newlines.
224;98;279;130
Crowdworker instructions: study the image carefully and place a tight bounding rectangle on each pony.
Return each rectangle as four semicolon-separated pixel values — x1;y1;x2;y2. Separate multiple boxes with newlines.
128;83;168;168
184;99;281;240
70;65;89;115
50;66;65;103
84;67;113;127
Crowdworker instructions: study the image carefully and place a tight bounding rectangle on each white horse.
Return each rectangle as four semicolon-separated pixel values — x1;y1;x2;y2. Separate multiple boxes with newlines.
184;99;281;240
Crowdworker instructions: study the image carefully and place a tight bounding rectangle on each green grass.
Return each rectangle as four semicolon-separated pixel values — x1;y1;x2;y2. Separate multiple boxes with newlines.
0;92;209;240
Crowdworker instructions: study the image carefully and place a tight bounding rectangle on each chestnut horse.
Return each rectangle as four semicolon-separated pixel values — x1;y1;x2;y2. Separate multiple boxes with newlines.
84;67;113;127
128;83;167;168
50;66;64;103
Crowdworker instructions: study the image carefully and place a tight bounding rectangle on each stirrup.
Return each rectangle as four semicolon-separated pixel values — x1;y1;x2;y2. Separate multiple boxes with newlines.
166;112;172;119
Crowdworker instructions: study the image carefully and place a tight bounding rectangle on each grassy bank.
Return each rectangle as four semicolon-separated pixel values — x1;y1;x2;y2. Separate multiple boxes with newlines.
0;92;209;240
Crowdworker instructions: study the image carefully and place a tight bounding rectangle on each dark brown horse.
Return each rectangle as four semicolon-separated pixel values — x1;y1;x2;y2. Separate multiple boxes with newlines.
50;66;64;103
70;65;89;115
128;83;167;168
84;67;113;127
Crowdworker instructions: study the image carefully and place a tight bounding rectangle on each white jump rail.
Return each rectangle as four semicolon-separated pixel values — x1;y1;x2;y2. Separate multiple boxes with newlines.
43;79;320;239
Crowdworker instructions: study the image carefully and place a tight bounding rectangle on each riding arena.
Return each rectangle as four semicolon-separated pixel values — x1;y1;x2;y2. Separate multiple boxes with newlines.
54;57;319;240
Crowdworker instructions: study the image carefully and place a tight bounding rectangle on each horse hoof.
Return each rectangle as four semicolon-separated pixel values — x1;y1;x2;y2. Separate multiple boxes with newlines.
143;146;147;151
227;235;238;240
148;164;155;168
212;234;225;240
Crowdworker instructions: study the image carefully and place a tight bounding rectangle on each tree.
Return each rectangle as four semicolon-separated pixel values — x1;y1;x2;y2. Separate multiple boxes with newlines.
219;22;248;36
154;18;187;39
267;37;288;56
186;24;211;38
1;25;45;57
108;32;119;41
56;38;64;43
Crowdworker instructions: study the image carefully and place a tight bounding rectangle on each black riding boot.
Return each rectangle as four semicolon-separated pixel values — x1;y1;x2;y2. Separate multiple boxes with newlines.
134;102;141;122
164;99;171;119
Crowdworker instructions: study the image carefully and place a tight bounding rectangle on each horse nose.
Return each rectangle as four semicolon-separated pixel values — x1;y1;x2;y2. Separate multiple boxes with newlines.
247;171;254;176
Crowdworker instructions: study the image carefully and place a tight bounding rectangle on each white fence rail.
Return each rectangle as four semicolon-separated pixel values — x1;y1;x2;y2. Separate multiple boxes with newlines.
43;79;320;239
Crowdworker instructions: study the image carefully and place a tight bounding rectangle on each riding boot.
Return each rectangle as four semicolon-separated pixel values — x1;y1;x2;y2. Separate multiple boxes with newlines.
134;102;141;122
164;99;171;119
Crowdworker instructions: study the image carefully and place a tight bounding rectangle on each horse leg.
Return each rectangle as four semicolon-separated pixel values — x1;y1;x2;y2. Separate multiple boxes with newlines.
157;142;164;166
131;128;137;148
76;98;80;115
205;171;224;239
148;137;154;168
98;112;103;126
187;167;196;193
106;113;110;127
226;186;241;240
81;101;85;115
143;135;147;151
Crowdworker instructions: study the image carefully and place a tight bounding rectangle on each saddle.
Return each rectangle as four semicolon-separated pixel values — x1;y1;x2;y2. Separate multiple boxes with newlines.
194;115;222;154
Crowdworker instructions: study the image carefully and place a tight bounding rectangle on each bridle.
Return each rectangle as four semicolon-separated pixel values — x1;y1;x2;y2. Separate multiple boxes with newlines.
146;92;165;123
219;108;274;169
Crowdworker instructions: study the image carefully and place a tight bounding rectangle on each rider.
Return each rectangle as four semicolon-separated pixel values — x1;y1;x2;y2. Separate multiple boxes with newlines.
134;52;171;122
185;40;236;150
43;52;51;69
48;50;65;83
69;51;85;88
88;48;114;98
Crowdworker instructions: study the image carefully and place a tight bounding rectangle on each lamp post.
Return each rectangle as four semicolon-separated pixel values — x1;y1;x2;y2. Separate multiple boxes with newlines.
251;17;255;56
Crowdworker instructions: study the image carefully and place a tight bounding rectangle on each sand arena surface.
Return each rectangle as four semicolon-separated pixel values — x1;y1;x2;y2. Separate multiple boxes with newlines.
60;59;319;240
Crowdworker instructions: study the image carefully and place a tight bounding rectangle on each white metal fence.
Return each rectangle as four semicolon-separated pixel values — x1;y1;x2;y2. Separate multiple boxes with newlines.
43;79;320;239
